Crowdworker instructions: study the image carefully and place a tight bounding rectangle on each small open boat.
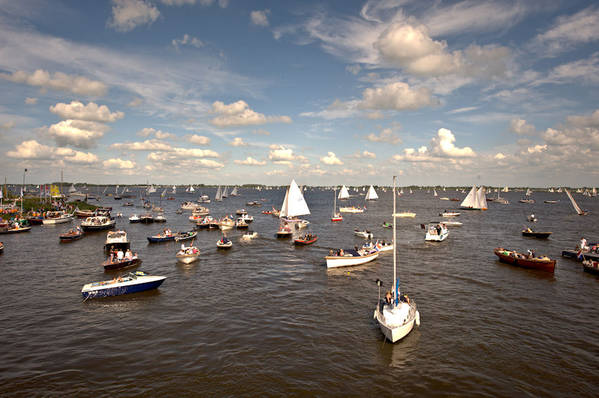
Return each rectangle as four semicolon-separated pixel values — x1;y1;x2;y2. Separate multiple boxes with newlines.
582;259;599;275
129;214;140;223
103;256;142;271
176;246;200;264
325;249;379;268
494;247;556;272
393;211;416;218
382;222;392;229
363;240;393;252
60;227;84;241
294;234;318;245
175;231;197;241
236;209;248;215
0;242;4;253
443;220;463;227
354;229;374;239
424;223;449;242
527;214;537;222
81;270;164;298
217;237;233;249
27;215;44;225
440;211;460;217
154;214;166;223
276;222;293;238
0;225;32;234
522;228;552;239
147;230;175;243
235;219;249;229
241;231;258;240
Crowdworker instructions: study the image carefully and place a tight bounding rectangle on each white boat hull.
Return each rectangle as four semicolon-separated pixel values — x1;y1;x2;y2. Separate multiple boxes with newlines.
43;216;72;225
339;207;364;213
425;230;449;241
374;304;420;343
176;254;200;264
325;251;379;268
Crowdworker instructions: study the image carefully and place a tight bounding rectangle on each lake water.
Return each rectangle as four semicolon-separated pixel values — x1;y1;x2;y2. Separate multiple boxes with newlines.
1;187;597;397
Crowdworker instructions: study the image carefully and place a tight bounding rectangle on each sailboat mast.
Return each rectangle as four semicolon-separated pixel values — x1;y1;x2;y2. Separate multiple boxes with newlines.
333;187;337;217
393;175;397;305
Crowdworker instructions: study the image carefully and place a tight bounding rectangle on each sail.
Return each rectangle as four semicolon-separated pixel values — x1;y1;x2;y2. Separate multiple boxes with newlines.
433;189;438;197
502;186;509;192
231;186;238;196
365;185;379;200
187;185;195;193
222;187;228;198
172;185;176;193
338;185;350;200
525;188;532;196
69;184;76;193
565;188;584;215
147;185;156;194
460;186;477;208
280;179;310;218
476;186;488;210
161;189;167;197
215;186;222;201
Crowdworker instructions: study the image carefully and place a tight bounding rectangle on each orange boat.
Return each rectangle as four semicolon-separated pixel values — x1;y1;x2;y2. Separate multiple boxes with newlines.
494;247;556;272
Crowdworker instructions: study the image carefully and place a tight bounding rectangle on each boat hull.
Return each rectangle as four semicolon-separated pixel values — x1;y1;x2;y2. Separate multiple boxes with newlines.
294;237;318;245
176;254;200;264
147;236;175;243
81;222;115;232
494;248;555;272
374;304;418;343
325;251;379;268
82;275;163;298
60;233;83;241
0;226;32;234
522;231;552;239
42;217;72;225
103;258;142;271
583;261;599;275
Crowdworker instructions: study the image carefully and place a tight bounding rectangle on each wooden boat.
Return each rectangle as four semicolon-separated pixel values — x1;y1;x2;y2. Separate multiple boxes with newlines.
522;228;552;239
0;241;3;253
235;219;249;229
103;257;142;271
81;270;163;298
219;216;235;230
582;259;599;275
216;237;233;249
276;222;293;238
27;215;44;225
236;209;248;215
174;231;197;241
0;225;32;234
294;234;318;245
74;209;95;218
176;246;200;264
493;247;556;272
325;249;379;268
59;228;84;241
544;200;559;204
147;230;175;243
354;229;374;239
81;216;116;231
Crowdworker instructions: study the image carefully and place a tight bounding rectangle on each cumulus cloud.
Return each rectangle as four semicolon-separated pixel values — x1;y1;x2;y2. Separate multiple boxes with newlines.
251;10;270;27
354;150;376;159
187;134;211;145
50;101;124;122
48;120;109;148
111;139;172;151
136;127;176;140
104;158;136;169
533;6;599;55
6;140;98;164
25;97;38;105
510;118;536;135
108;0;160;32
230;137;247;147
147;151;223;168
494;153;506;160
320;151;343;165
394;128;475;163
359;82;438;111
0;69;107;96
234;156;266;166
172;34;204;49
366;128;400;144
567;109;599;128
210;100;291;127
268;144;306;165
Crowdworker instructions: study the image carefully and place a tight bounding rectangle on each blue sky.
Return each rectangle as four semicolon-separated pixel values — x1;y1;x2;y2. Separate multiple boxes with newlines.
1;0;598;186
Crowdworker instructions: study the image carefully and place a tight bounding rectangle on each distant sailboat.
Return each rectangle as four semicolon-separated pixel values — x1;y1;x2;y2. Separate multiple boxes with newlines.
186;185;195;193
222;186;228;198
565;188;588;215
230;186;239;196
171;185;176;194
365;185;379;201
460;185;487;210
215;186;223;201
338;185;350;200
502;186;509;193
147;185;156;194
331;188;343;222
433;188;438;197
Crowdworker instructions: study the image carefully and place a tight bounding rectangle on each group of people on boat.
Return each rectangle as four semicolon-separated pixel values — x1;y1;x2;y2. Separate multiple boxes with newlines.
380;290;411;310
161;228;173;237
299;233;316;241
178;244;199;255
578;237;598;253
108;248;137;263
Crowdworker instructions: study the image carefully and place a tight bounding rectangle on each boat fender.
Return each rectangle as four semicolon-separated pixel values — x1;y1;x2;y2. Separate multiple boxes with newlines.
415;311;421;326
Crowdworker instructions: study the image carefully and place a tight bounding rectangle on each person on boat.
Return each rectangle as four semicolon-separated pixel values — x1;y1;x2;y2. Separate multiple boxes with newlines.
385;291;393;306
580;237;588;251
125;249;133;260
117;249;124;261
339;248;344;256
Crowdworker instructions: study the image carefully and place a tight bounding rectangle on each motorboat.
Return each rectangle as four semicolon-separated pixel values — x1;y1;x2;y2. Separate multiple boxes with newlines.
154;214;166;223
582;259;599;275
174;230;197;241
81;216;116;231
103;256;142;271
393;212;416;218
424;222;449;242
81;270;164;298
439;211;460;217
140;214;154;223
241;231;258;240
236;209;248;215
339;206;364;213
196;215;214;229
364;240;393;252
217;236;233;249
276;222;293;238
239;214;254;223
0;224;32;234
219;216;235;230
129;214;140;223
354;229;374;239
494;247;556;272
325;248;379;268
42;211;73;225
443;220;463;227
59;227;84;242
294;234;318;245
527;214;537;222
235;219;249;229
147;229;175;243
176;245;200;264
104;230;130;252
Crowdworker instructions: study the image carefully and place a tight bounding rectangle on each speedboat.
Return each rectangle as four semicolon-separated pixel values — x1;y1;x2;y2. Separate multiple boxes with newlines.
176;246;200;264
424;223;449;242
129;214;140;223
81;270;164;298
325;249;379;268
354;229;374;239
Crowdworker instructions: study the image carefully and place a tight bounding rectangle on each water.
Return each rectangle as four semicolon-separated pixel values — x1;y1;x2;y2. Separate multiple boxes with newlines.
1;188;598;396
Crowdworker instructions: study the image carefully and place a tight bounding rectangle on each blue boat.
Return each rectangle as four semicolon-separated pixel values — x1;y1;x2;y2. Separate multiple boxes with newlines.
81;271;166;299
147;232;175;243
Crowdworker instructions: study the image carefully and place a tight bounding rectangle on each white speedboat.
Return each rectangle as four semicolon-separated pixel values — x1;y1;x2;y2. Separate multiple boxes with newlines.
354;229;374;239
129;214;140;223
325;249;379;268
425;223;449;242
42;211;73;225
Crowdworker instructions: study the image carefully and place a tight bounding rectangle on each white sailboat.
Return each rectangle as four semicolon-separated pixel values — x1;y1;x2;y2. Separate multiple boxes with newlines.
331;188;343;222
502;186;509;193
433;188;438;197
222;186;228;198
277;179;310;237
186;185;195;193
476;186;488;210
338;185;350;200
171;185;176;194
230;186;239;196
374;175;420;343
565;188;588;215
215;186;223;201
147;185;156;194
460;185;486;210
365;185;379;201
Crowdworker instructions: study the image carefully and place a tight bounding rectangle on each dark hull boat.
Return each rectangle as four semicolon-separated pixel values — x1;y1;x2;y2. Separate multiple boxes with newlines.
582;260;599;275
0;226;32;234
82;271;164;298
522;230;552;239
60;230;84;241
27;216;44;225
147;234;175;243
494;247;556;272
103;257;142;271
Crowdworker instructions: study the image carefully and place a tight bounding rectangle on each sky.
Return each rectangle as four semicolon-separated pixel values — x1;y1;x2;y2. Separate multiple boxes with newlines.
0;0;598;187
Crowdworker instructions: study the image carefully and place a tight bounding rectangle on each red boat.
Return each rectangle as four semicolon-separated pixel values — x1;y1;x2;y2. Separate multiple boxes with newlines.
582;259;599;275
331;214;343;222
294;234;318;245
494;247;556;272
262;210;273;215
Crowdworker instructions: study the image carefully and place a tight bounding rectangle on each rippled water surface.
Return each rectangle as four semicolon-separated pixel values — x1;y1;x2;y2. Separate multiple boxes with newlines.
1;188;598;397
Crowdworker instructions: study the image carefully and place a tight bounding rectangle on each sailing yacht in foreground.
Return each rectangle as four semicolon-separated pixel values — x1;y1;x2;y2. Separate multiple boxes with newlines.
374;176;420;343
277;179;310;237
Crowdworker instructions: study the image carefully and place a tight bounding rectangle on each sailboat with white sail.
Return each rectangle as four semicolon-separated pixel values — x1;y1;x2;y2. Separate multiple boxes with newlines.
215;186;223;201
230;186;239;196
186;185;195;193
171;185;176;194
519;188;535;203
338;185;350;200
339;184;364;213
222;186;228;199
374;175;420;343
460;185;488;210
565;188;588;215
331;188;343;222
365;185;379;201
277;179;310;237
